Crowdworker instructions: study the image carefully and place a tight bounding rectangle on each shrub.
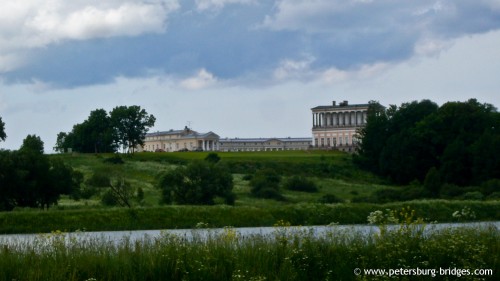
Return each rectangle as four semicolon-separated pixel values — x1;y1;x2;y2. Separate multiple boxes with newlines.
424;167;441;197
158;161;235;205
86;172;111;188
101;189;119;206
439;183;465;199
461;191;484;201
283;176;318;192
249;169;283;200
372;188;402;203
79;186;99;199
318;194;344;204
103;154;124;164
254;188;286;201
204;153;221;164
242;174;253;181
486;192;500;200
480;179;500;196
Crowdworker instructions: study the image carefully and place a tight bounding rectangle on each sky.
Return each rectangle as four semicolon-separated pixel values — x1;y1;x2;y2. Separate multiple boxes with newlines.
0;0;500;153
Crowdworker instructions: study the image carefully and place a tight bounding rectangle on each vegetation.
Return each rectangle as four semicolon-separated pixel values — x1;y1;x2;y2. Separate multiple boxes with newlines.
355;99;500;188
0;209;497;281
55;106;155;153
249;168;285;200
0;116;5;142
158;160;235;205
283;175;319;192
0;136;82;211
0;200;498;234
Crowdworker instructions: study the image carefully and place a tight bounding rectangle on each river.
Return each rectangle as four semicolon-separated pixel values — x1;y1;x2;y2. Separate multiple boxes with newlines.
1;221;498;247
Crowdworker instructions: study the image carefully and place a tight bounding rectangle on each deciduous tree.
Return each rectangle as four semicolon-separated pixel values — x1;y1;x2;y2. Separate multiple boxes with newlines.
0;116;5;142
110;105;156;153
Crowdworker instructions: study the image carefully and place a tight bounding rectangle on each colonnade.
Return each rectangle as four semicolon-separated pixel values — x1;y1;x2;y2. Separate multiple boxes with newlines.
312;110;367;128
200;139;219;151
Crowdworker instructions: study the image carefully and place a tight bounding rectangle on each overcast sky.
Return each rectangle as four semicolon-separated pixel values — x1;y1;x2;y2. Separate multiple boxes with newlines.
1;0;500;152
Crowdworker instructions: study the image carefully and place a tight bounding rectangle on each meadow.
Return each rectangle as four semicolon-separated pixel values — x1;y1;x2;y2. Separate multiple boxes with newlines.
1;150;499;234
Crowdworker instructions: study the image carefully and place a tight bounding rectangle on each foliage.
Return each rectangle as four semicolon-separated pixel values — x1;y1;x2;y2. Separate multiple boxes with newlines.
158;161;235;205
204;152;221;163
0;148;80;211
355;99;500;188
249;168;284;200
424;167;441;197
55;109;117;153
107;179;134;208
20;134;44;154
86;171;111;188
317;194;344;204
110;105;156;153
0;200;499;234
0;116;6;142
55;106;155;153
283;176;318;192
103;154;124;164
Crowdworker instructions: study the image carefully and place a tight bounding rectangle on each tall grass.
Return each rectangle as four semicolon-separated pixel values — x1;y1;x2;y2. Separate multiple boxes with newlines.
1;200;499;234
0;220;498;280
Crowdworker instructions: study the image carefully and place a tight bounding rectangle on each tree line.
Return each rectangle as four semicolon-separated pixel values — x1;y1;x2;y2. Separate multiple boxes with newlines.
54;105;155;153
354;99;499;194
0;135;81;211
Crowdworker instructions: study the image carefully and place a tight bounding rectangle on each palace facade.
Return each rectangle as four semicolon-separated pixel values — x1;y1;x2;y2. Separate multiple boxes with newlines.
138;127;312;152
311;100;369;151
138;127;220;152
219;137;312;152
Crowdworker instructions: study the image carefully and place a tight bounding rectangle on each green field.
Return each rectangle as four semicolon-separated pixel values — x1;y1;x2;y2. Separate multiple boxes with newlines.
1;150;498;234
51;150;384;208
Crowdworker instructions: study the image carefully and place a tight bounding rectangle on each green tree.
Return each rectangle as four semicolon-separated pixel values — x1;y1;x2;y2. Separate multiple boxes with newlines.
56;109;117;153
0;116;5;142
110;105;156;153
20;134;44;154
0;138;80;210
54;132;68;153
424;167;441;197
356;98;499;187
353;101;389;173
158;161;234;205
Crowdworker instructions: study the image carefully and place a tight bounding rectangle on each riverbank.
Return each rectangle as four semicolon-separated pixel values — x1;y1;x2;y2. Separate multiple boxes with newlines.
0;220;497;281
1;200;499;234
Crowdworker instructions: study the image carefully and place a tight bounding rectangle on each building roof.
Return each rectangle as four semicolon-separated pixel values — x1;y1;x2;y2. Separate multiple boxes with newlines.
311;104;370;111
146;129;219;139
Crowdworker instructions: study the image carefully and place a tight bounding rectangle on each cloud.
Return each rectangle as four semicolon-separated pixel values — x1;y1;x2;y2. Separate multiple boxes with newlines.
179;69;218;90
273;55;315;80
0;0;179;72
262;0;500;59
195;0;256;11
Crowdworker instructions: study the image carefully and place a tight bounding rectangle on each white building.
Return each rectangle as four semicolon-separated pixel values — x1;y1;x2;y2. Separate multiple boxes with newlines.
138;127;220;152
311;100;369;152
218;137;312;152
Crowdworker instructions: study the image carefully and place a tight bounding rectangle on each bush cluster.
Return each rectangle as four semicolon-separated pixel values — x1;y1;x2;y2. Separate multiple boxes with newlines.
283;176;318;193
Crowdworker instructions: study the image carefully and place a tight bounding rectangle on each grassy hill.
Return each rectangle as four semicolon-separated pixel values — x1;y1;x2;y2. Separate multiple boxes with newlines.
0;150;498;234
50;150;386;208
